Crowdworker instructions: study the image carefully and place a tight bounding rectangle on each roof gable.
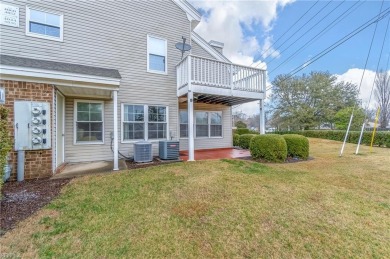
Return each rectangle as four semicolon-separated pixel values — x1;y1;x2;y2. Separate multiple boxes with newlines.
191;32;231;63
172;0;201;29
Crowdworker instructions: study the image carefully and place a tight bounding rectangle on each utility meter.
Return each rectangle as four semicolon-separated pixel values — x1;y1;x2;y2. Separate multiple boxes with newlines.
32;117;41;125
32;137;42;145
32;107;42;115
14;101;51;150
32;127;42;134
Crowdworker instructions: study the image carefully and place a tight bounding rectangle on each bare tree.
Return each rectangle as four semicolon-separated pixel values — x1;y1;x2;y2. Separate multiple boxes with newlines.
374;70;390;129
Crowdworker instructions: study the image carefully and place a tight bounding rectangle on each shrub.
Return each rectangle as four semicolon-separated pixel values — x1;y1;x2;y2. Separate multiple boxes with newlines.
250;135;287;162
239;134;257;149
0;106;12;191
234;128;250;135
385;136;390;148
272;130;390;147
282;134;309;159
233;134;240;147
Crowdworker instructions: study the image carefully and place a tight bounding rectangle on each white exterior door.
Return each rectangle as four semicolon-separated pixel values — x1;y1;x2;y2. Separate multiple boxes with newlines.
56;92;65;167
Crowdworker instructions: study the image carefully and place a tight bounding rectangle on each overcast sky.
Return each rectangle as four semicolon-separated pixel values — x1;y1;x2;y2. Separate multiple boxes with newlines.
191;0;390;115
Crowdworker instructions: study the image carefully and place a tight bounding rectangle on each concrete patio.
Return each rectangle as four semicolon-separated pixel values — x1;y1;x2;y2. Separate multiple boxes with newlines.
52;160;127;179
52;148;250;179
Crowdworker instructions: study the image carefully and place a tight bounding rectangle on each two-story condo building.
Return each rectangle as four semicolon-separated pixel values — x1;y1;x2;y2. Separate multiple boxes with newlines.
0;0;266;180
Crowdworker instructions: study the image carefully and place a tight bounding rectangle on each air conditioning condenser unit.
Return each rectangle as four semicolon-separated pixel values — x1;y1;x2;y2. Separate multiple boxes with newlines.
159;140;180;160
134;141;153;163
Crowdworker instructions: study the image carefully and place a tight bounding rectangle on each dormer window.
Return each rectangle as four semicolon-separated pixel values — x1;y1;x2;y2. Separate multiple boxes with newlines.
26;7;63;41
147;35;167;74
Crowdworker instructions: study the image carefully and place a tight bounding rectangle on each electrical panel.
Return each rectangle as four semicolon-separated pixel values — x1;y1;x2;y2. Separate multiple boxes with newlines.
14;101;51;151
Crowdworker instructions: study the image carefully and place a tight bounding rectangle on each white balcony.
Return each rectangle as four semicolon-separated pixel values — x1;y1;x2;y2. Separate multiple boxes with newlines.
177;55;266;105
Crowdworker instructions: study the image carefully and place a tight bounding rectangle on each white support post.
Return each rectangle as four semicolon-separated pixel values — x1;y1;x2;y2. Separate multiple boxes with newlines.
187;56;195;161
259;99;265;134
113;90;119;170
259;70;266;134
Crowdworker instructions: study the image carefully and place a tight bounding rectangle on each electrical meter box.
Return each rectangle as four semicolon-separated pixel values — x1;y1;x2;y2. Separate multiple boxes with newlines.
14;101;51;151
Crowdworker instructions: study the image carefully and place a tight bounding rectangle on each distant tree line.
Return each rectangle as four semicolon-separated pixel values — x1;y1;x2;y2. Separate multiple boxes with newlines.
233;71;390;132
268;71;389;131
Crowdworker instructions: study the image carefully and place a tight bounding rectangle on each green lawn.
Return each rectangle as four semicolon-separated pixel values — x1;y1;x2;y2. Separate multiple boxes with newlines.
1;138;390;258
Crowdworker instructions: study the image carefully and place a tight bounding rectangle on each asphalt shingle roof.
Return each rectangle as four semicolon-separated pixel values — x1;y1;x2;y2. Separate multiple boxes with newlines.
0;54;121;79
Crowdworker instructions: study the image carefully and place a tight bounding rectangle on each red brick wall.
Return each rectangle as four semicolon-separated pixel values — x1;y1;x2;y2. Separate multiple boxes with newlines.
1;80;54;180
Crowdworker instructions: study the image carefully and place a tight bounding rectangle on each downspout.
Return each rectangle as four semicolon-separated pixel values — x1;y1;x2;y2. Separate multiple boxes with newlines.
113;90;119;170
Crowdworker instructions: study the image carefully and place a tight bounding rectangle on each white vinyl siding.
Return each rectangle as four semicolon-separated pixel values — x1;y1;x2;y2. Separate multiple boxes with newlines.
191;41;215;59
26;6;63;41
122;104;168;142
74;100;104;144
0;1;210;162
65;98;113;163
147;35;167;74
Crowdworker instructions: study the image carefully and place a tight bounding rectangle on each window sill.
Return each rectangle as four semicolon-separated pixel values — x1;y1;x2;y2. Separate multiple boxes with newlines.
179;137;223;140
147;70;167;75
121;139;170;144
73;141;105;145
26;32;63;42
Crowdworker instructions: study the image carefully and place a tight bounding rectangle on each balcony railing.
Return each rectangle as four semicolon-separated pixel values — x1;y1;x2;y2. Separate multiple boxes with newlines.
177;55;266;93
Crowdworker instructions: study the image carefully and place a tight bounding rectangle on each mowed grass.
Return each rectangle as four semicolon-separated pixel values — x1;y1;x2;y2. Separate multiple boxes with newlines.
1;139;390;258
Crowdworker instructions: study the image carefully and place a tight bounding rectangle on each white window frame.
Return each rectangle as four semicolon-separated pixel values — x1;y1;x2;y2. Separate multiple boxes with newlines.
179;110;223;139
121;104;169;143
25;6;64;42
195;111;209;139
121;104;145;141
209;111;223;138
179;110;188;139
74;100;104;145
147;34;168;75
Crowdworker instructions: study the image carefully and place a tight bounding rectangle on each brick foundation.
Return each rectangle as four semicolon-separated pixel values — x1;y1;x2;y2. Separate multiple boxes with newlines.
1;80;54;180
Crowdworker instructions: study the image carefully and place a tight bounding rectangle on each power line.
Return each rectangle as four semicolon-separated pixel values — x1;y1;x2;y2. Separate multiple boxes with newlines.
269;7;390;91
363;15;390;119
258;1;334;67
339;0;385;155
356;13;390;154
249;0;320;67
265;7;390;92
269;0;365;75
385;42;390;72
252;1;333;68
261;0;347;70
